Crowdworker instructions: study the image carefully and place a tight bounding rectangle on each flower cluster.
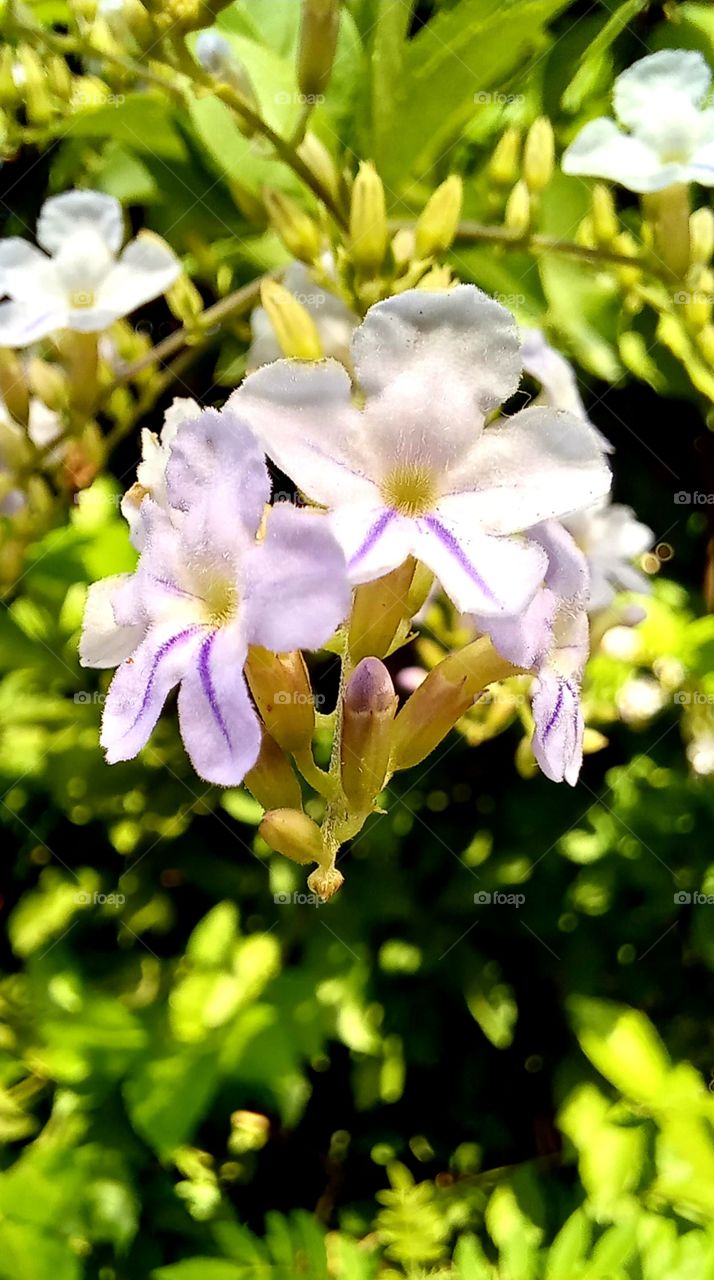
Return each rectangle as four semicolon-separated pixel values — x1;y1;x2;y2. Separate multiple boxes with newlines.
82;285;618;800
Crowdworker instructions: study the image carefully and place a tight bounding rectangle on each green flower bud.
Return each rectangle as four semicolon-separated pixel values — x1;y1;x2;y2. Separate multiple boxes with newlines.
298;0;341;102
415;176;463;258
690;207;714;267
504;180;530;237
349;558;415;664
350;161;388;275
591;183;618;246
27;358;67;414
245;729;303;812
17;47;54;126
166;272;204;327
488;127;521;186
522;116;554;193
340;658;397;811
245;646;316;753
259;280;324;361
259;808;324;866
0;350;29;426
263;188;322;264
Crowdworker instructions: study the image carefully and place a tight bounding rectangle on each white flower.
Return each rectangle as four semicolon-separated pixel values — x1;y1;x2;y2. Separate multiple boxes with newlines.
232;286;611;617
247;259;357;372
0;190;180;348
562;50;714;193
520;328;613;455
120;397;200;548
563;497;653;611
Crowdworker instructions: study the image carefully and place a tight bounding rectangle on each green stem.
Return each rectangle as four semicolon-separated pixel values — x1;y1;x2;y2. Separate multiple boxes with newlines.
641;183;691;281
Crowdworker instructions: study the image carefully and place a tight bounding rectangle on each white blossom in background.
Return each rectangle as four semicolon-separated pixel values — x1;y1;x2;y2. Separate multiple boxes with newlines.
247;259;357;371
562;49;714;193
563;497;653;611
0;191;180;348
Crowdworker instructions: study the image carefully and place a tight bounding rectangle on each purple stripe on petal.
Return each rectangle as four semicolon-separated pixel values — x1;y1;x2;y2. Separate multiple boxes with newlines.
128;626;203;735
348;509;395;571
198;631;232;749
422;515;500;608
542;678;566;740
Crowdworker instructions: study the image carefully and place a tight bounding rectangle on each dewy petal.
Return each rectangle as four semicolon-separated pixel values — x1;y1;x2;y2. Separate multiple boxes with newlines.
532;673;583;786
562;118;670;192
177;622;261;786
101;623;205;763
37;190;124;255
79;575;146;669
351;286;522;446
448;406;611;536
414;511;547;615
96;233;181;319
613;49;711;130
230;359;379;506
165;407;270;542
0;298;67;347
243;503;351;650
329;504;414;585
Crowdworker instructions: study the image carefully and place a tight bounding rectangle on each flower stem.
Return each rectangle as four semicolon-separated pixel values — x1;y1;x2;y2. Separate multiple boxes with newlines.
641;183;691;281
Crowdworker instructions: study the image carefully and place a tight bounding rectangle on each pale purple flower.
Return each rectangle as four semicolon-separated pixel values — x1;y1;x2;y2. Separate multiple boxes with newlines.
231;286;611;617
562;50;714;194
121;397;200;548
80;408;350;785
477;522;590;785
563;497;653;611
0;191;180;347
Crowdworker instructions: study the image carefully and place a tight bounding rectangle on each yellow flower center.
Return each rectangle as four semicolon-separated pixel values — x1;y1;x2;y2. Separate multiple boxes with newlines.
202;579;238;628
70;288;96;309
381;464;437;517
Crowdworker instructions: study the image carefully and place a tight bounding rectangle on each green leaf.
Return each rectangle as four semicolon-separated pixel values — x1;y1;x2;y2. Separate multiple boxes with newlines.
545;1210;592;1279
569;998;671;1107
65;94;187;160
152;1263;246;1280
561;0;649;113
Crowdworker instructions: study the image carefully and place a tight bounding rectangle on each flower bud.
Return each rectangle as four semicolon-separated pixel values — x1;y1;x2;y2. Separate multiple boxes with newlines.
697;324;714;364
685;271;713;330
259;280;324;360
488;127;521;186
27;358;67;414
263;188;322;264
504;180;530;237
522;117;554;193
690;207;714;267
297;0;341;102
297;132;340;205
17;47;54;126
195;31;260;116
307;863;344;900
390;637;516;771
166;272;204;327
245;646;316;753
46;56;73;102
244;729;303;812
340;658;397;811
350;161;388;275
0;350;29;426
415;176;463;258
591;183;618;246
0;48;21;110
349;558;415;664
260;808;324;865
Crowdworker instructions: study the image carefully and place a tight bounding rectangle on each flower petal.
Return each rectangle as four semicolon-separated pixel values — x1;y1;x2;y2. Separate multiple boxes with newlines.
414;511;547;615
329;504;414;585
562;118;671;193
230;359;378;505
533;520;589;603
37;190;124;255
352;285;521;421
177;624;261;786
0;240;62;301
165;406;270;548
243;503;351;650
96;233;181;318
448;406;611;535
477;586;557;670
614;49;711;129
80;575;146;669
532;673;583;786
101;623;204;763
0;298;67;347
